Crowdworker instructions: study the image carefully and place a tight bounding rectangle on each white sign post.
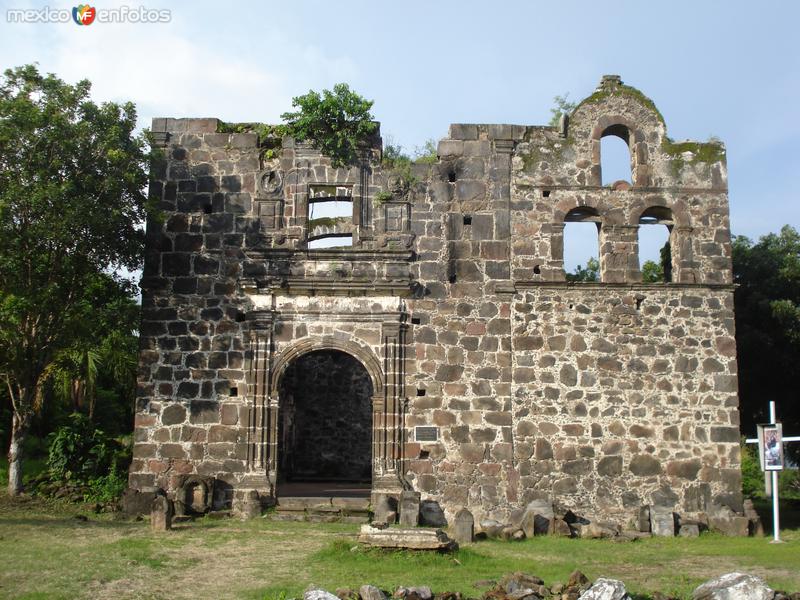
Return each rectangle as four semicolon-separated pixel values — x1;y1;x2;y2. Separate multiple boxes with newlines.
745;401;800;543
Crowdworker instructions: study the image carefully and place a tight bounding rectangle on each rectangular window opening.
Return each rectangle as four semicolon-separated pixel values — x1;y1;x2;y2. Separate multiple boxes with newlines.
308;235;353;249
308;199;353;220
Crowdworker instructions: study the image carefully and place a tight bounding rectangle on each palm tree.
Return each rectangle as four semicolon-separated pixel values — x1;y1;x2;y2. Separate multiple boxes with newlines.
48;346;101;418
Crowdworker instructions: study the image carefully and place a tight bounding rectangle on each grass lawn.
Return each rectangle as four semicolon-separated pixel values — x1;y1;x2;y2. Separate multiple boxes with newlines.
0;494;798;600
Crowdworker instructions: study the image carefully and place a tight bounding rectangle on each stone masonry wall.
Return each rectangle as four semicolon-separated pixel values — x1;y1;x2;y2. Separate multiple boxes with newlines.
130;75;741;530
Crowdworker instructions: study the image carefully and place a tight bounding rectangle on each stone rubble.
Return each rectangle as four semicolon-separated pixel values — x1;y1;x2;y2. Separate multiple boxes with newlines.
296;571;797;600
692;572;775;600
577;579;630;600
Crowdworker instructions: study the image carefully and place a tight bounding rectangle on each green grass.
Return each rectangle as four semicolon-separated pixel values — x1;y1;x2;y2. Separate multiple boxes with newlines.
268;530;800;600
0;494;798;600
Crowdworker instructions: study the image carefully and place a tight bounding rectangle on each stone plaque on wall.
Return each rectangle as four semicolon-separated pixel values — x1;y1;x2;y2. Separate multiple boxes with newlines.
415;426;439;442
257;199;282;230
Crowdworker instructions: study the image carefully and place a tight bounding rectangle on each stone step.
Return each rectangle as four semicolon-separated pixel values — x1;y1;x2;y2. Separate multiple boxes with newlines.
269;512;305;522
331;497;370;512
277;497;336;512
269;496;371;523
270;512;371;524
276;496;371;513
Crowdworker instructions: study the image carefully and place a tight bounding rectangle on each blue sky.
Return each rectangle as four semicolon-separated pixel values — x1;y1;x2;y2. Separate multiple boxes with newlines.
1;0;797;269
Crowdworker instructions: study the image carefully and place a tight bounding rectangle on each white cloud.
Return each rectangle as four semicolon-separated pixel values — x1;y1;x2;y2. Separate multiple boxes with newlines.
0;8;360;130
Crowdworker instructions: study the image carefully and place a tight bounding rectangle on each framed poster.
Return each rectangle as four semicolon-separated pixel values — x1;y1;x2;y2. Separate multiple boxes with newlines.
757;423;784;471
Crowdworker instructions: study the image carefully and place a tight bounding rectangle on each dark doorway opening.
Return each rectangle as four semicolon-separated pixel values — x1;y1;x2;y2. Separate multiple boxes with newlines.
277;350;373;496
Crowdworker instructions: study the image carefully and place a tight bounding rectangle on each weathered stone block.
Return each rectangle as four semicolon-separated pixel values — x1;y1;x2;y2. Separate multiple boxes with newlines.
161;404;186;426
451;508;474;544
650;508;676;537
629;454;662;476
399;490;420;527
151;495;174;532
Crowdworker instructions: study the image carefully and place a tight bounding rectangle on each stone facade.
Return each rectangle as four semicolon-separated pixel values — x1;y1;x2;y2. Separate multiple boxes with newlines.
131;75;741;529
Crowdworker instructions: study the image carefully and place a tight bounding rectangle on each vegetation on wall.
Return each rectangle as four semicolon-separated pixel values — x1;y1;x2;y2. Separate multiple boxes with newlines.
373;190;393;206
374;137;439;203
576;83;666;125
413;139;439;164
662;136;726;177
216;121;288;160
281;83;378;168
217;84;378;167
548;94;578;127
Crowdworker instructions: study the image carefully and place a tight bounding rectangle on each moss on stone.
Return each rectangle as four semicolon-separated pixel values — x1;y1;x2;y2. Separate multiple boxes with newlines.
519;134;572;173
575;85;666;125
520;145;540;172
661;137;725;177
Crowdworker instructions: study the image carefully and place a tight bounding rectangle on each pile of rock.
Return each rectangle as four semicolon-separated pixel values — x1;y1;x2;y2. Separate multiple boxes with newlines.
468;497;764;541
301;571;798;600
475;502;630;542
304;571;615;600
482;569;594;600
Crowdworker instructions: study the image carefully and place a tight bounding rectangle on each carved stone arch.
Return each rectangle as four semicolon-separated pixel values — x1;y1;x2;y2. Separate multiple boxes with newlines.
590;115;644;145
589;114;650;187
631;198;694;283
270;336;384;398
630;197;691;229
246;323;405;502
553;199;609;282
553;197;608;224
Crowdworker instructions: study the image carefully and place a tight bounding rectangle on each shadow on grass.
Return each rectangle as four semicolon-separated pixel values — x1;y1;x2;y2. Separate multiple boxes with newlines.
0;514;143;530
751;497;800;533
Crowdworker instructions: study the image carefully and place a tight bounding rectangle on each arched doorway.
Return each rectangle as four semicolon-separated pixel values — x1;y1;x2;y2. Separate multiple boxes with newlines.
277;349;373;496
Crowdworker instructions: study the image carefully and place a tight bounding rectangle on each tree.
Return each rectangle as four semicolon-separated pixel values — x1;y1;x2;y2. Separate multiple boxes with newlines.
567;257;600;282
413;139;438;164
641;260;663;283
548;94;578;127
642;241;672;283
0;65;152;495
46;275;139;422
733;226;800;460
281;83;377;168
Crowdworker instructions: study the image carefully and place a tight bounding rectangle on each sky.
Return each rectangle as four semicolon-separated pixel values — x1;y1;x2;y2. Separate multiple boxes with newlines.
1;0;798;270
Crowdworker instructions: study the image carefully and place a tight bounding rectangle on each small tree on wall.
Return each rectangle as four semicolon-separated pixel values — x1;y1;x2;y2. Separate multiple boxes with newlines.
281;83;378;168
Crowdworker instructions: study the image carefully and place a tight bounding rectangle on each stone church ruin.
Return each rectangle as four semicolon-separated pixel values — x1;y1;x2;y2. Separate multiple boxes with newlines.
129;75;742;533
